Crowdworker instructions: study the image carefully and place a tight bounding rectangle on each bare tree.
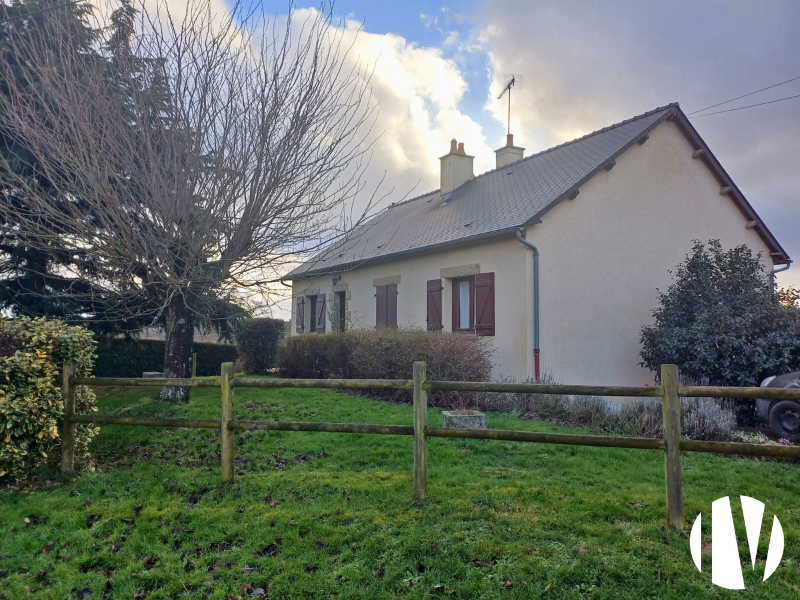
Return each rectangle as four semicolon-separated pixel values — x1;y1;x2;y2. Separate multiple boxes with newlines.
0;0;378;399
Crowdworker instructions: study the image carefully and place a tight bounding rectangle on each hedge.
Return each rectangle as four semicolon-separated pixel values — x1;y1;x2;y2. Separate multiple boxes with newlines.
0;317;98;480
93;338;237;377
235;318;285;374
275;328;493;407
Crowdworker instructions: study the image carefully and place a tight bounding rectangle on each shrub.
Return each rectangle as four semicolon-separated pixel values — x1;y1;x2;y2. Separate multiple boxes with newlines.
0;317;97;480
476;373;737;442
276;328;493;406
639;240;800;425
235;318;286;374
192;342;239;377
93;338;163;377
93;338;237;377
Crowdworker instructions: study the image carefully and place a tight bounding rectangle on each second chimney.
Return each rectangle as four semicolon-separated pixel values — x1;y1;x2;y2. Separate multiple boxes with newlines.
495;133;525;169
440;138;474;195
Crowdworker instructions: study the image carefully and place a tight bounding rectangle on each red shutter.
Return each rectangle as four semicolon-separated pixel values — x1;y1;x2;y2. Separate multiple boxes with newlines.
427;279;442;330
376;285;387;327
295;296;305;333
315;295;326;332
387;284;398;328
475;272;495;336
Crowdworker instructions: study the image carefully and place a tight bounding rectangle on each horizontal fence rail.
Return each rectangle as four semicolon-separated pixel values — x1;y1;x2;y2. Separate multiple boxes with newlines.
72;377;221;387
70;415;222;429
425;427;666;450
679;385;800;400
231;378;413;390
427;381;664;397
60;362;800;531
228;421;414;435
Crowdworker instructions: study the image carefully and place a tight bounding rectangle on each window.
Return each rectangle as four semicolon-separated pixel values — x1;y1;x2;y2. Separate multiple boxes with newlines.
451;273;494;336
375;284;398;328
334;291;346;332
452;277;474;331
309;294;326;333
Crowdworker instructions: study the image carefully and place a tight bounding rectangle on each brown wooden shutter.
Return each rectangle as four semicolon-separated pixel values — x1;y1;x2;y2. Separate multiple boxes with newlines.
295;296;305;333
427;279;442;330
387;284;398;328
315;295;326;332
376;285;387;327
474;272;495;336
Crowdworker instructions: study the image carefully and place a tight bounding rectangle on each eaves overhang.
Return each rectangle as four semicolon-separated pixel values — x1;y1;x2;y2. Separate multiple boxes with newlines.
283;226;521;281
667;108;790;265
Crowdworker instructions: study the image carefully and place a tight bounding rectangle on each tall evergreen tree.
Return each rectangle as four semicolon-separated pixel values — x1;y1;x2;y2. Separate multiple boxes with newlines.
0;1;376;400
0;0;149;333
0;0;241;340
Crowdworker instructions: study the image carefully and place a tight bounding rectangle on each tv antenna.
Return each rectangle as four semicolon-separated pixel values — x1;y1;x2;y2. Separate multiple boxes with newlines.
497;74;523;135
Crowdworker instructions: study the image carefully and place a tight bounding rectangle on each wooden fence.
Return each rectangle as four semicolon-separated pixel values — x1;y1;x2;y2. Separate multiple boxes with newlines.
60;362;800;530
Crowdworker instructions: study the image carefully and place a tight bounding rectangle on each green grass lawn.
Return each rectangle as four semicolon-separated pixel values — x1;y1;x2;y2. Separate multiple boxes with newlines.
1;383;799;599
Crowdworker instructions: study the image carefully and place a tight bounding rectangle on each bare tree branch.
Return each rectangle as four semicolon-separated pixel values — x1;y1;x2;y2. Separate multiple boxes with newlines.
0;0;380;398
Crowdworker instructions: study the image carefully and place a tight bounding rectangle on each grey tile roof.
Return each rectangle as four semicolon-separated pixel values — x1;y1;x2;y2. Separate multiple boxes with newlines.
289;103;788;278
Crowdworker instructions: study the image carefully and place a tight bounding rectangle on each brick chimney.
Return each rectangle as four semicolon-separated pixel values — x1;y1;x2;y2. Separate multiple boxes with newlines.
495;134;525;169
440;138;474;195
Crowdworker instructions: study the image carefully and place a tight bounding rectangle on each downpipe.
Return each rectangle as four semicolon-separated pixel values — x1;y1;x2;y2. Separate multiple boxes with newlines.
516;228;540;383
771;260;792;290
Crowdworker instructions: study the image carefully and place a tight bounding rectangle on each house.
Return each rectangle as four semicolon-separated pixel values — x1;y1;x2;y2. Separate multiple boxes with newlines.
285;103;790;386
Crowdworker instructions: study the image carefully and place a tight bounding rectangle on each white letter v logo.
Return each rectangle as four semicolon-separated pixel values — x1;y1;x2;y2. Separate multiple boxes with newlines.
712;496;744;590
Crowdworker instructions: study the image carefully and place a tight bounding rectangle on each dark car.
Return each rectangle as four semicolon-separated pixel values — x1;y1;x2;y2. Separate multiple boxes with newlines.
756;371;800;441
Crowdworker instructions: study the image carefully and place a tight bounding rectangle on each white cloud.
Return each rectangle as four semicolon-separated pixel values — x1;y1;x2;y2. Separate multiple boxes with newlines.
276;8;497;316
312;9;494;200
474;0;800;288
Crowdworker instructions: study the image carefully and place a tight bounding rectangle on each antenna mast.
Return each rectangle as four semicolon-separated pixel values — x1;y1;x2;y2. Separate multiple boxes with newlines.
497;74;523;136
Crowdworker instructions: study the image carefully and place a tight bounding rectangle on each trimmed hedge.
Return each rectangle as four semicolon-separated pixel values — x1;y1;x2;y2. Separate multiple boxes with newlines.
192;342;239;377
0;317;97;480
275;328;493;407
235;318;285;374
94;338;237;377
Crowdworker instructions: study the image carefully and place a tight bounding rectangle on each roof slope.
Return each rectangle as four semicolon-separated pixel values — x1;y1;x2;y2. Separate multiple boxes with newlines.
289;103;788;278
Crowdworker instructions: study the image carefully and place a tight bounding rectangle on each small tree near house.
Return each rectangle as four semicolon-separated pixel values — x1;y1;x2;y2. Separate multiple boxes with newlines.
0;1;378;400
639;239;800;424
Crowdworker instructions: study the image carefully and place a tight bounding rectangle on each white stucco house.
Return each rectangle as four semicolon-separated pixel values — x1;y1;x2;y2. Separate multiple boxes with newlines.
285;103;790;386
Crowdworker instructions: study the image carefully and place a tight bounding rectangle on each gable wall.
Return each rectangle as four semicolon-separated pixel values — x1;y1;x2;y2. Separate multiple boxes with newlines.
527;119;773;386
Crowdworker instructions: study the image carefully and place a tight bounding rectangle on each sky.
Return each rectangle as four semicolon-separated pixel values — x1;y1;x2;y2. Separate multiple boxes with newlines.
253;0;800;315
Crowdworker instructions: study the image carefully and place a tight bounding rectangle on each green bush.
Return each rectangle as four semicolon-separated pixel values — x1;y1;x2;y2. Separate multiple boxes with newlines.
274;333;355;379
93;338;237;377
93;338;163;377
478;373;736;441
192;342;239;377
235;318;285;374
276;328;493;406
639;240;800;425
0;317;98;480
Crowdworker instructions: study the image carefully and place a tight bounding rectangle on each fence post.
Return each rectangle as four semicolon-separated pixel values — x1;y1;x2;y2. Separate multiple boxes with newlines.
661;364;684;530
220;362;235;483
413;361;428;500
192;352;197;378
61;362;76;473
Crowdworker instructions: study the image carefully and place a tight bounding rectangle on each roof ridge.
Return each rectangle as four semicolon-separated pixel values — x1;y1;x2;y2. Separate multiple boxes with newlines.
382;103;679;208
476;102;679;176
